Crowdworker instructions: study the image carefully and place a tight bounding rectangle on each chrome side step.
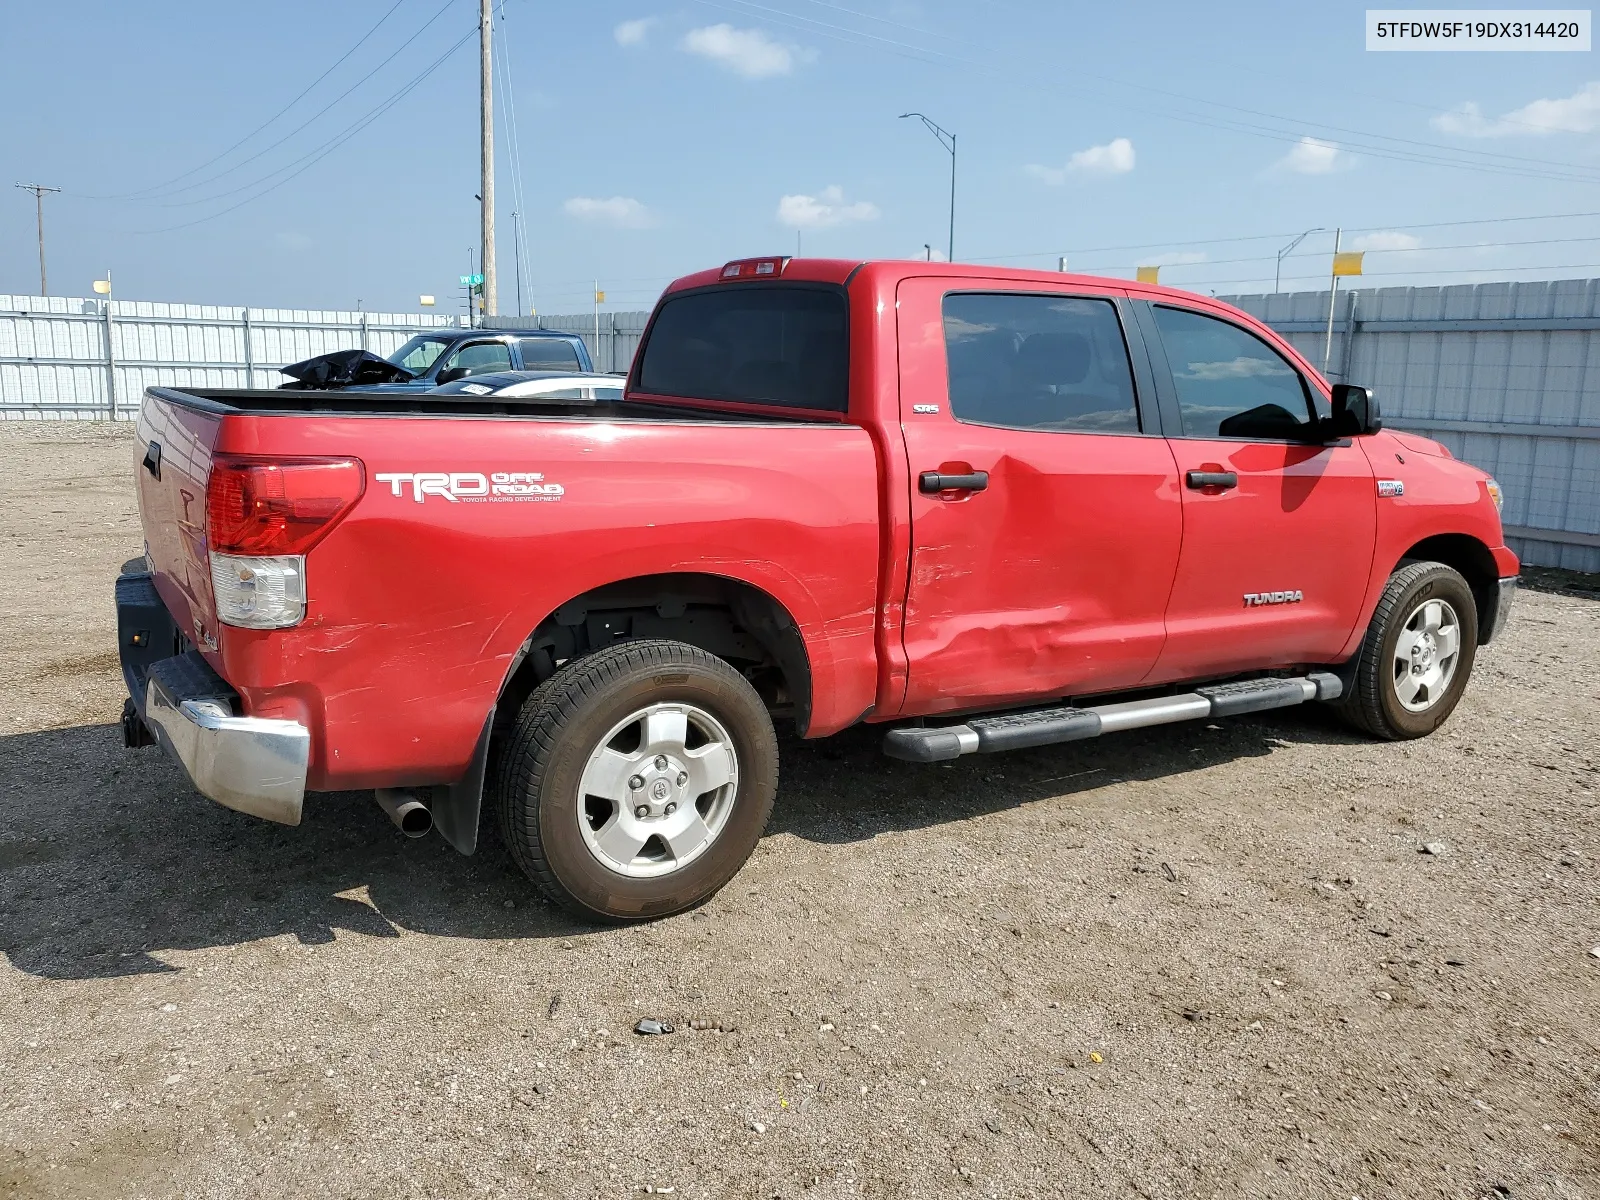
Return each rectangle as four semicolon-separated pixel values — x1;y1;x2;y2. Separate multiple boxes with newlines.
882;672;1343;763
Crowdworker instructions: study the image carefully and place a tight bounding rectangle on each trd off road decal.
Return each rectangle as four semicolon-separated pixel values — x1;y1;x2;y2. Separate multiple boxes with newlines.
373;471;564;503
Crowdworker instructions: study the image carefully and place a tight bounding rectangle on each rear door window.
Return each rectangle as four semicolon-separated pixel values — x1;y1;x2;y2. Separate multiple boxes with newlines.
942;293;1140;433
1152;306;1316;440
517;339;583;370
635;286;847;411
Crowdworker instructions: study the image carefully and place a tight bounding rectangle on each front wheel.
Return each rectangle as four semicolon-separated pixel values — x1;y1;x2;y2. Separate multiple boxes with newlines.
492;639;778;920
1336;561;1479;740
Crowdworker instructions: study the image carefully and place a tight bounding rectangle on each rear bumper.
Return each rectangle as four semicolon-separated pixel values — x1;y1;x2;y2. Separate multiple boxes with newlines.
1480;574;1519;645
117;567;309;825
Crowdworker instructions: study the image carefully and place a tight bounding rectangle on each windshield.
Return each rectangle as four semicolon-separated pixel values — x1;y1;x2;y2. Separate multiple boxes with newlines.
387;335;452;375
635;285;848;411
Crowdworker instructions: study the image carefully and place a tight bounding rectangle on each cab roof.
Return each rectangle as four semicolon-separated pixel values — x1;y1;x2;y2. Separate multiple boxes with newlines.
662;257;1223;305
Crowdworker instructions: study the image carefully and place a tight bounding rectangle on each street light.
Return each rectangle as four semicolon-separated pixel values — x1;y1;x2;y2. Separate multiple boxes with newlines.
1276;227;1327;292
900;113;955;263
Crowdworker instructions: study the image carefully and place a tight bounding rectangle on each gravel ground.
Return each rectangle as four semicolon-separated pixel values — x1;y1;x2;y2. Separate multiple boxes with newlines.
1;420;1597;1200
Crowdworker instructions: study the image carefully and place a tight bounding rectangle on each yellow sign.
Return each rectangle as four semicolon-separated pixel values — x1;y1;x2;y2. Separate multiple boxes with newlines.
418;294;436;307
92;279;111;295
594;290;606;304
1332;251;1364;277
1135;266;1160;285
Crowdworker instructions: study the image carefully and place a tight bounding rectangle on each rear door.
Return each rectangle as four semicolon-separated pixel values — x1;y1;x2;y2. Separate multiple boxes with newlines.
1136;301;1376;681
895;278;1184;714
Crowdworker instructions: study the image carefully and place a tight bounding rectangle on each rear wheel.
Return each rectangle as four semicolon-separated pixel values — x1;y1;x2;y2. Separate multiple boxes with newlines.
1336;561;1478;740
493;639;778;920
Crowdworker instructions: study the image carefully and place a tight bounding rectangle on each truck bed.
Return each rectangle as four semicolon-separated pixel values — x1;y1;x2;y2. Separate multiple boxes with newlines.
154;387;830;423
133;384;884;799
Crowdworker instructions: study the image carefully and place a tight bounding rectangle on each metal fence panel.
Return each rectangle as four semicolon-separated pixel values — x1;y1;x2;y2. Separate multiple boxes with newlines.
1221;278;1600;572
482;310;651;373
0;293;456;419
4;282;1595;572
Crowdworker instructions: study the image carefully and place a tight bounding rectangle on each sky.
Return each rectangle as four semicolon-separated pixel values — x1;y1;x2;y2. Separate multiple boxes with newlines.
5;1;1600;316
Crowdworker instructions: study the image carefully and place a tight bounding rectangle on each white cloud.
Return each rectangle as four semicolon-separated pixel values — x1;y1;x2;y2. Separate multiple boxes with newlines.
681;24;796;79
776;185;879;229
563;196;655;229
614;17;657;46
1349;230;1422;252
1432;81;1600;137
1068;137;1136;175
1280;136;1348;174
1025;137;1135;184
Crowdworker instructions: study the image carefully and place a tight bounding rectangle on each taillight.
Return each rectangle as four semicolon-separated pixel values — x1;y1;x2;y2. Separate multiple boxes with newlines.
206;455;365;556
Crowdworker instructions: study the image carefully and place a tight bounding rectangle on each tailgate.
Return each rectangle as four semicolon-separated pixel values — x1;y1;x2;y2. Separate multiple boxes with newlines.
134;391;223;652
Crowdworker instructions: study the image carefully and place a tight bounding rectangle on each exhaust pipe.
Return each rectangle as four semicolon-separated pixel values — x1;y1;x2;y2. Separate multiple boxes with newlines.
374;788;433;838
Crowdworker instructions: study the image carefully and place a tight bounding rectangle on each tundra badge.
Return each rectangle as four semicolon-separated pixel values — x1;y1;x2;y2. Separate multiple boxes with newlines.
1243;591;1304;607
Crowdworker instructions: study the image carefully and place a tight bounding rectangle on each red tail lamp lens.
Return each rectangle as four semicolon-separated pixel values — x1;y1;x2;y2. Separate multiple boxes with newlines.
206;455;365;555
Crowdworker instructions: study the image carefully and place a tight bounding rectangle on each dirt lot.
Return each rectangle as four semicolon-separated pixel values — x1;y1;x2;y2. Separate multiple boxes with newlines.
0;420;1596;1200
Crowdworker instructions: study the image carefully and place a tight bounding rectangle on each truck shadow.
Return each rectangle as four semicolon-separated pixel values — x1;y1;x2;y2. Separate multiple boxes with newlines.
0;709;1364;981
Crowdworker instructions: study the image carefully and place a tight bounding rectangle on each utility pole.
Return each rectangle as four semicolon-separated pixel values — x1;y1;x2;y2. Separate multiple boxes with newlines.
479;0;497;318
15;183;61;295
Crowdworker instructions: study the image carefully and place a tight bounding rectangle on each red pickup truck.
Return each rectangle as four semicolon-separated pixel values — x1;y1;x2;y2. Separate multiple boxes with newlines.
117;257;1518;920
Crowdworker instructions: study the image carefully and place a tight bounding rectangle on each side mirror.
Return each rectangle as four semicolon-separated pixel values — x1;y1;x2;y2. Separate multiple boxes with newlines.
435;366;468;385
1330;384;1382;436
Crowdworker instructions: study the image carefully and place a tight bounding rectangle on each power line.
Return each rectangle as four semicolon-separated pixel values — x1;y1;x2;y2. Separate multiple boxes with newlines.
1134;262;1600;291
103;0;412;201
1060;235;1600;276
971;210;1600;265
131;26;478;234
703;0;1600;185
94;0;460;206
495;2;533;315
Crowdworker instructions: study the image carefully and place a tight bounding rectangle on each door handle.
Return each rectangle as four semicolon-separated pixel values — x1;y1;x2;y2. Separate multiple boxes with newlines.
919;470;989;494
1185;470;1237;490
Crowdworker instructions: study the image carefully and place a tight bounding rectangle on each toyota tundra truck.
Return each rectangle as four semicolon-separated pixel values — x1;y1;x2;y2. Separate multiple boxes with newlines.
116;257;1519;920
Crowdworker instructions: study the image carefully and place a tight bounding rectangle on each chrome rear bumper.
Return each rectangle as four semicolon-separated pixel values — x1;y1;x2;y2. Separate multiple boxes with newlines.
118;566;309;826
144;677;309;826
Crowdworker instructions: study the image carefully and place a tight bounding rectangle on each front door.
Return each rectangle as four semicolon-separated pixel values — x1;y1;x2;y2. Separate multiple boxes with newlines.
895;278;1184;715
1137;301;1377;682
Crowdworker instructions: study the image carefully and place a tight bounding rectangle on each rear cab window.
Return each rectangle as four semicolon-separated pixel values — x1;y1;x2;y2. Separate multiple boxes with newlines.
634;285;848;412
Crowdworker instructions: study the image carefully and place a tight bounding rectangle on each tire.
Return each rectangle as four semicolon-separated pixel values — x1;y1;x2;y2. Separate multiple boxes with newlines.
492;639;779;920
1336;561;1479;741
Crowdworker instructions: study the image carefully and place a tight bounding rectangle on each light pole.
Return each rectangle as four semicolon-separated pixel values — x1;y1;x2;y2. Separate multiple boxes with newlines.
1276;227;1327;293
899;113;955;262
